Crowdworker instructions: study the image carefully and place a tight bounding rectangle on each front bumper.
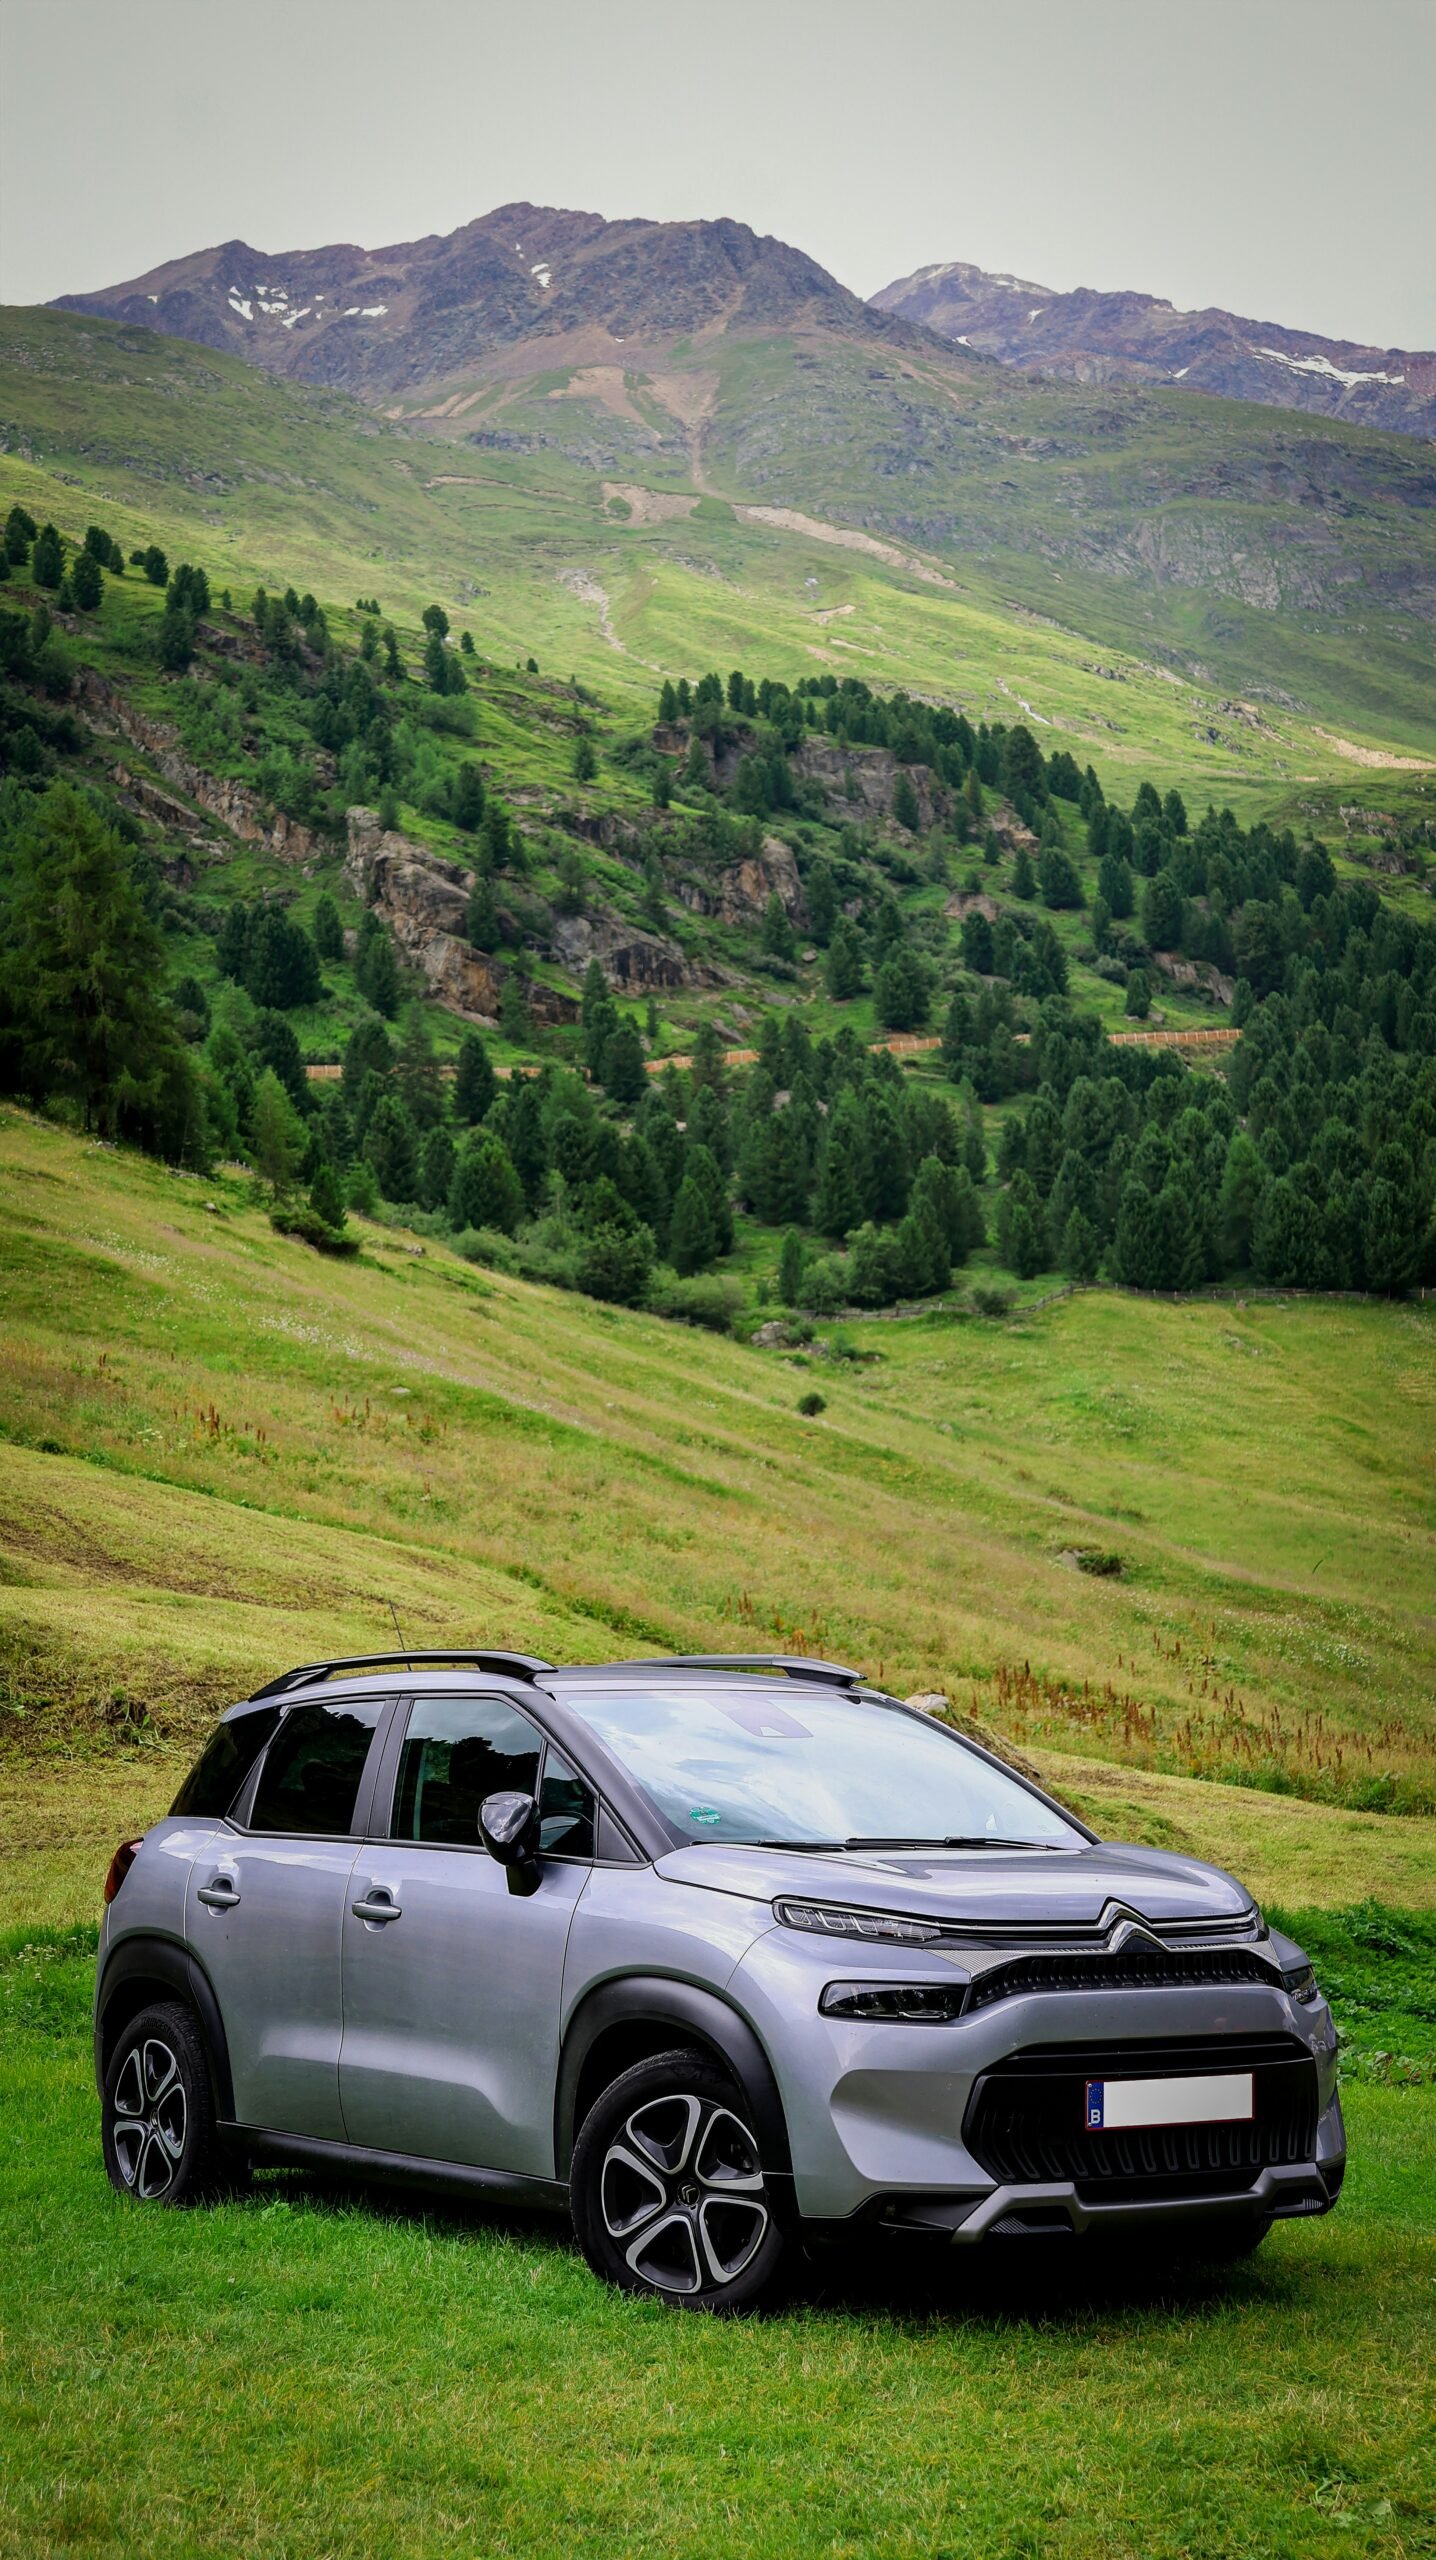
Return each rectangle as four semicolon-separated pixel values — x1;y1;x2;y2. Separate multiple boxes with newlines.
731;1927;1345;2229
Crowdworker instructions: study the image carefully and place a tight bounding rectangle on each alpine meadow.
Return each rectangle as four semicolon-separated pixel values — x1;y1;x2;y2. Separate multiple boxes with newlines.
2;139;1436;2560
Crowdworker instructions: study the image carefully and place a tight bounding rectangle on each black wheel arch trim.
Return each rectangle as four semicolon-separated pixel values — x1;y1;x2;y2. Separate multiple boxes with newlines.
555;1976;792;2178
94;1934;235;2120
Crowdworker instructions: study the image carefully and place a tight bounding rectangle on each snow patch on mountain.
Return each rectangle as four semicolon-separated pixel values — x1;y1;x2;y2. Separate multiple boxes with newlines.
1255;344;1406;390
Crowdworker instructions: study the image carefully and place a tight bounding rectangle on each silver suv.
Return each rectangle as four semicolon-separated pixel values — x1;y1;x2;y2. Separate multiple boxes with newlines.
96;1651;1344;2308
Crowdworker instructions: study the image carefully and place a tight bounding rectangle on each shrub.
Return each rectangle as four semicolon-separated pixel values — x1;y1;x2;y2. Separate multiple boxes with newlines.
648;1273;745;1333
971;1284;1015;1317
796;1390;827;1417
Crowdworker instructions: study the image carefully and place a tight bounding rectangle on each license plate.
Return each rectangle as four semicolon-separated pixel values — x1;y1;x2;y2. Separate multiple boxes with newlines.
1084;2072;1254;2132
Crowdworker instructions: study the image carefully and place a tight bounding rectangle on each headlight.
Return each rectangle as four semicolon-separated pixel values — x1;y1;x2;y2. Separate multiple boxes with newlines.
1281;1962;1321;2004
820;1981;966;2022
775;1899;943;1944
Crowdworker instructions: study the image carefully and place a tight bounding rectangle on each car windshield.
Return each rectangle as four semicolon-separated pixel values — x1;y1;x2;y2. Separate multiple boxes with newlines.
557;1683;1084;1850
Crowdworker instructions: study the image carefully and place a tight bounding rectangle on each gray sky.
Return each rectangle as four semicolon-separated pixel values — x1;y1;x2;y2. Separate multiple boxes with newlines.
2;0;1432;347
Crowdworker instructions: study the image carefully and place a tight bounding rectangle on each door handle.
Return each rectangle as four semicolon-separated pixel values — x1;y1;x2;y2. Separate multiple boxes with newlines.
351;1894;402;1924
197;1879;241;1908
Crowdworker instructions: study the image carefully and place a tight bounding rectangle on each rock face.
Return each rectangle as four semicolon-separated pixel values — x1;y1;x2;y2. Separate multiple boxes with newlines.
549;913;691;991
673;831;808;929
871;258;1436;444
77;670;325;864
1151;950;1235;1006
791;736;950;831
344;808;576;1024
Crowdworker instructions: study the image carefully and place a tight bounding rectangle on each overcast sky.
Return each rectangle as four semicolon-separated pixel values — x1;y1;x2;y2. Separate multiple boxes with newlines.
2;0;1431;347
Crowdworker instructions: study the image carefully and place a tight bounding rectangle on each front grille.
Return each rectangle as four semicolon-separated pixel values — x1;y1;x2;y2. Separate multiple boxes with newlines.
964;1950;1274;2011
965;2035;1318;2195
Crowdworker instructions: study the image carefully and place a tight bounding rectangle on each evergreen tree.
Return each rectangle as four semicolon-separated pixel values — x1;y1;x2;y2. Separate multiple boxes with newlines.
1011;844;1035;899
363;1091;420;1201
341;1013;395;1108
355;921;400;1017
448;1129;524;1233
874;946;929;1032
70;549;102;610
668;1173;717;1274
823;916;864;999
657;679;678;723
1038;845;1083;909
1142;870;1185;949
1061;1206;1100;1281
1114;1176;1165;1289
312;892;344;962
1217;1132;1264;1269
602;1019;647;1105
814;1089;869;1238
761;891;796;962
4;505;35;564
466;877;502;952
250;1068;306;1195
686;1140;733;1252
960;910;994;975
572;735;598;782
892;770;921;832
453;1029;497;1125
0;783;197;1153
778;1227;807;1305
30;524;64;588
395;1005;443;1130
140;545;168;587
309;1157;348;1234
805;861;838;943
1125;968;1151;1019
418;1123;456;1212
1098;847;1135;917
452;763;486;832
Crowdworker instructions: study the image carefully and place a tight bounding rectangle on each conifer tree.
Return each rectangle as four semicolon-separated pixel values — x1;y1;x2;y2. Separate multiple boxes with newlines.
668;1173;717;1275
449;1130;524;1235
453;1029;497;1126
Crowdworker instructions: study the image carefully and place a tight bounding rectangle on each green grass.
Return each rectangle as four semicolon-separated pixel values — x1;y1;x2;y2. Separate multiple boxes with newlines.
2;1109;1435;1841
1;1922;1433;2560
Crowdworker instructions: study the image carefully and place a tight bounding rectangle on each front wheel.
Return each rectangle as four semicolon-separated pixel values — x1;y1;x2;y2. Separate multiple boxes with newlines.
570;2048;789;2311
102;2001;224;2205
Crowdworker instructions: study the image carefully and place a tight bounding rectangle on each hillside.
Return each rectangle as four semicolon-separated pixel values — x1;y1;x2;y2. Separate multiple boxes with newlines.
3;1108;1434;1872
26;198;1436;756
871;258;1436;443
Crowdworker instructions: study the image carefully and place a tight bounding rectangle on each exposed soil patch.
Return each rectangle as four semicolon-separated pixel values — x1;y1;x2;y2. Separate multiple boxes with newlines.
601;482;699;526
735;505;961;590
1313;729;1434;771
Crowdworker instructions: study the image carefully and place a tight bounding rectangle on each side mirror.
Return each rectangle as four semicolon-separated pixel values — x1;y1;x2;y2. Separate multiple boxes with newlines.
479;1790;542;1897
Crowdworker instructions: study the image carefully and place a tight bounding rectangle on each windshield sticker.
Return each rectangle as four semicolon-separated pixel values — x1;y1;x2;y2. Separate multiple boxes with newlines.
689;1807;723;1825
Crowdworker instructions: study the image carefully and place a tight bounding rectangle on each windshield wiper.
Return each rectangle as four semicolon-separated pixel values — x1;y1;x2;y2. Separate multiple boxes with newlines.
841;1835;1061;1851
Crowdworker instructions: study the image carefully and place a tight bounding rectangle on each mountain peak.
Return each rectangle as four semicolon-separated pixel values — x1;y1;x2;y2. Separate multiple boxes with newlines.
52;202;902;395
871;258;1436;438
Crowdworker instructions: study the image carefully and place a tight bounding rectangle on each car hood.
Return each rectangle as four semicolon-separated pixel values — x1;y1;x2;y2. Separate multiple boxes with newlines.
653;1838;1254;1929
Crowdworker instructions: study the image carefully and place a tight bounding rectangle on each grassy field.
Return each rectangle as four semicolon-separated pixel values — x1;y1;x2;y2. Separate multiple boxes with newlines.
3;1109;1435;2557
0;1915;1431;2560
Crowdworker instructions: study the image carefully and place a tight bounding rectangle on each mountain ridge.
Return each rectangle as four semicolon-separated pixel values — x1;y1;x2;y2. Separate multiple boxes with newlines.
53;202;939;396
870;257;1436;441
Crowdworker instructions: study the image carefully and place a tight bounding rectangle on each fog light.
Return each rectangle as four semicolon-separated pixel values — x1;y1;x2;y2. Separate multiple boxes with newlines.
819;1981;966;2022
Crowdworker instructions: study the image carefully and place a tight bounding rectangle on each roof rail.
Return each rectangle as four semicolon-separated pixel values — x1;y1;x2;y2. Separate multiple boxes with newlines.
551;1653;866;1689
250;1650;554;1701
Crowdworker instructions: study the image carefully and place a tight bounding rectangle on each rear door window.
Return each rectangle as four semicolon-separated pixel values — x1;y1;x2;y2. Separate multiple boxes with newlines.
170;1704;282;1819
249;1699;385;1837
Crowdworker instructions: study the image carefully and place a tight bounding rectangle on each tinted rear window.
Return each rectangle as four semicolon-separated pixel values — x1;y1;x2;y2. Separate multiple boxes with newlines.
169;1705;282;1820
250;1699;384;1837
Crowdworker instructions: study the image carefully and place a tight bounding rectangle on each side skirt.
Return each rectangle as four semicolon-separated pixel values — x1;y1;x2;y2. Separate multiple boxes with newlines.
231;2125;569;2215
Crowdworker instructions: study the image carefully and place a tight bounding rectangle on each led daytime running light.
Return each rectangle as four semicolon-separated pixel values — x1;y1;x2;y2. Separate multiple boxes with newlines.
775;1899;943;1944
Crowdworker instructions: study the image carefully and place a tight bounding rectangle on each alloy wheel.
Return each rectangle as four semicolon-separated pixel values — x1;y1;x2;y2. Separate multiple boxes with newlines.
599;2091;769;2296
111;2036;188;2200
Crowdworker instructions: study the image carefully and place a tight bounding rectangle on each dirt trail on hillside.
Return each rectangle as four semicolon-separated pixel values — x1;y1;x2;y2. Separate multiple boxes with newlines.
602;482;700;526
1313;729;1434;771
735;505;962;590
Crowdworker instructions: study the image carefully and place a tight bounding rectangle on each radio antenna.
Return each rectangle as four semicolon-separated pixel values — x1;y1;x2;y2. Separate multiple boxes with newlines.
386;1597;412;1666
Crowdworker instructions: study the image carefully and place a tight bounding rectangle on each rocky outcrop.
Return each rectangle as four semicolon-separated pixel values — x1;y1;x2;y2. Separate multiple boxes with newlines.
792;734;955;831
77;670;326;865
549;913;694;991
344;807;577;1025
674;832;807;929
1151;950;1235;1006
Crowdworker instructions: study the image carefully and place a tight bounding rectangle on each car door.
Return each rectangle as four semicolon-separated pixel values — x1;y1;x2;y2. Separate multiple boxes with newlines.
339;1691;594;2175
185;1693;389;2139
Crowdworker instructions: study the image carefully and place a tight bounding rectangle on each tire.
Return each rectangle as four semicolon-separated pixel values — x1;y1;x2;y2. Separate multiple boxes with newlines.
101;2000;225;2206
570;2047;790;2312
